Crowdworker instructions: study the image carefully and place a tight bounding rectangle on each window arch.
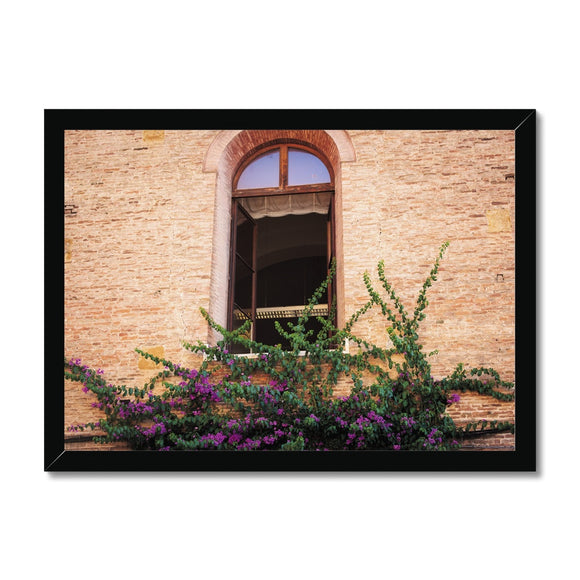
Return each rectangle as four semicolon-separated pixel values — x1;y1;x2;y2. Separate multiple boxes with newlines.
228;143;336;350
234;143;333;192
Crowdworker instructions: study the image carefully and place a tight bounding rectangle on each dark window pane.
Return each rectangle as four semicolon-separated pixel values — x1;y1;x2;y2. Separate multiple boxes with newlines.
231;307;253;353
237;150;280;190
234;256;253;313
288;149;331;186
236;210;254;266
257;256;326;308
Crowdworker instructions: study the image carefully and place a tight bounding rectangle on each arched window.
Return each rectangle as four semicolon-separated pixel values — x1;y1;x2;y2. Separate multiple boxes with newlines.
228;143;336;350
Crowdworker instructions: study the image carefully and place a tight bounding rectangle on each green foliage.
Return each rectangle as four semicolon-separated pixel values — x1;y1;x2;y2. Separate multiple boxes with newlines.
66;242;514;451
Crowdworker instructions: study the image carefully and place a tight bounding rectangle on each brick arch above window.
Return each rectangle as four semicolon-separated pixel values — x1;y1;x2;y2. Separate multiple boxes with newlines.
203;130;356;174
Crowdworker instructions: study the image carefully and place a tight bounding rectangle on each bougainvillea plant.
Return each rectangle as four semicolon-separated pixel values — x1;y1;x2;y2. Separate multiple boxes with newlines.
65;242;514;451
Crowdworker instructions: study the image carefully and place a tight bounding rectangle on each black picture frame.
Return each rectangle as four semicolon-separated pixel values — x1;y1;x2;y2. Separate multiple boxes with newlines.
46;109;536;472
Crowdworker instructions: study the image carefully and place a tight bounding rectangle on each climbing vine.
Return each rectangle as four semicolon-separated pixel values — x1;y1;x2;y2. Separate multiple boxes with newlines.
65;242;514;451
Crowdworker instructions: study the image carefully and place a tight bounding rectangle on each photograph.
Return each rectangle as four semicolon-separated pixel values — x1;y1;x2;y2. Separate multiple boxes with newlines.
8;4;577;578
48;109;535;471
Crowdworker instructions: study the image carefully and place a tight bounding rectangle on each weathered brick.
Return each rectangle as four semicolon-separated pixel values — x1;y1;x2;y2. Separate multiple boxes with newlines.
64;129;516;449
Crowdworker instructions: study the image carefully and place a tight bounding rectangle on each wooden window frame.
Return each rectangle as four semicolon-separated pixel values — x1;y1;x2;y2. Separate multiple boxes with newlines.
233;143;335;198
228;142;336;342
227;201;257;341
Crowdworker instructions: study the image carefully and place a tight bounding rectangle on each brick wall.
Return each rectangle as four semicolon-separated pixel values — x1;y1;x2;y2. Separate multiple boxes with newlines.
64;129;515;449
341;130;515;382
64;130;217;380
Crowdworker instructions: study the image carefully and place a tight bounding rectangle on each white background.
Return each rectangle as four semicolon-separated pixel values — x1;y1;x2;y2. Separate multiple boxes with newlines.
1;2;575;578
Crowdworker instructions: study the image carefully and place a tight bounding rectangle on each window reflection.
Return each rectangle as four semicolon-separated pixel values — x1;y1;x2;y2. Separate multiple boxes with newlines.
288;148;331;186
237;150;280;190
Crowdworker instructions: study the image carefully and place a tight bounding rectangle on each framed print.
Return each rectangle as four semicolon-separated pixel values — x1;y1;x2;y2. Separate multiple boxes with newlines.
46;109;536;471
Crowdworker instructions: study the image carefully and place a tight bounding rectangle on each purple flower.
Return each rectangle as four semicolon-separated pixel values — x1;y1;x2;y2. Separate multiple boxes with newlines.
228;433;242;445
199;432;226;447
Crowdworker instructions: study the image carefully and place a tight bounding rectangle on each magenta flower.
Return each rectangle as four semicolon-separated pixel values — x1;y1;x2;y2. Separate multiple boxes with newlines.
228;433;242;445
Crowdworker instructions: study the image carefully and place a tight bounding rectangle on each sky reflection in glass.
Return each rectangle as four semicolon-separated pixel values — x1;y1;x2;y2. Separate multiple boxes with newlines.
288;148;331;186
237;150;280;189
